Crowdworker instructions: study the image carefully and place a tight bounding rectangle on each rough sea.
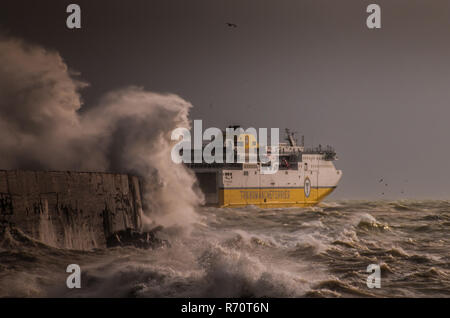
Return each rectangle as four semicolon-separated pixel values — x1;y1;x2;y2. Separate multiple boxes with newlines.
0;200;449;298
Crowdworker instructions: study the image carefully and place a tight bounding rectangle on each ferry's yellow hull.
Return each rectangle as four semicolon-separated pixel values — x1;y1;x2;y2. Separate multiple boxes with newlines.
218;187;336;208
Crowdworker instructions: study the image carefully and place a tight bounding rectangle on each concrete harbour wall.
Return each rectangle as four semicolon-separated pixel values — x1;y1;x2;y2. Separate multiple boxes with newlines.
0;170;144;249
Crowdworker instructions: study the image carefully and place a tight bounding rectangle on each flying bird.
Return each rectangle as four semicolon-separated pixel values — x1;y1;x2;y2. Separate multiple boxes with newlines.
226;22;238;28
378;178;383;183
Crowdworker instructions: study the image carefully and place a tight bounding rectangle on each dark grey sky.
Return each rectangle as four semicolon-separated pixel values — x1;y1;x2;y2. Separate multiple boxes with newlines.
1;0;450;199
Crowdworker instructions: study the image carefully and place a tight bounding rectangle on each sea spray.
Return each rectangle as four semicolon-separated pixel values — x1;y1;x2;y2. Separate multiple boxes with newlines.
0;35;203;231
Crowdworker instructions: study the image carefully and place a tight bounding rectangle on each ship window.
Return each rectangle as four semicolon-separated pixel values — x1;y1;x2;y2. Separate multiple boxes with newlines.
244;171;248;176
285;171;288;175
224;172;233;179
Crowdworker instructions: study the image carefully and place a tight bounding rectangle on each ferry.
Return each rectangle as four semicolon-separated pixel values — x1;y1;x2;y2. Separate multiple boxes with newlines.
186;127;342;208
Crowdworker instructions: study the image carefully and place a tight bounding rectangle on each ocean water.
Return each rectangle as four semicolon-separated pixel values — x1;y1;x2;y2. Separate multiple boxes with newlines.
0;200;449;298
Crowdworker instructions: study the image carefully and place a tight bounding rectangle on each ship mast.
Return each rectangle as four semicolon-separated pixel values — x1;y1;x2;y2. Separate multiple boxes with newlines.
285;128;297;147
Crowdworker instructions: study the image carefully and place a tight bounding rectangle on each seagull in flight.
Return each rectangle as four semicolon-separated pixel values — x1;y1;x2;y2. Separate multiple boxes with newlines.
226;22;238;28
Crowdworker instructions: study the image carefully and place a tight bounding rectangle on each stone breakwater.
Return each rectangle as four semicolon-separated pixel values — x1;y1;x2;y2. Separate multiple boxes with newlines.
0;170;144;250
